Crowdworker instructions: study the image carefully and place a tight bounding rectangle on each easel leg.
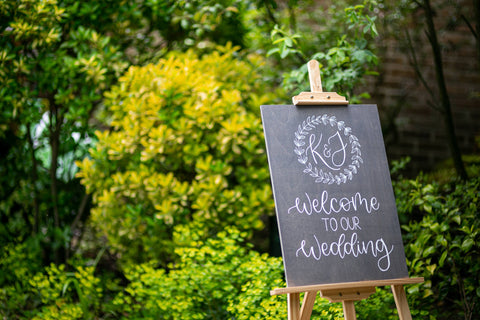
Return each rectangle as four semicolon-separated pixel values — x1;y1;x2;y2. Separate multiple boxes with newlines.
299;291;317;320
288;292;300;320
391;285;412;320
342;300;357;320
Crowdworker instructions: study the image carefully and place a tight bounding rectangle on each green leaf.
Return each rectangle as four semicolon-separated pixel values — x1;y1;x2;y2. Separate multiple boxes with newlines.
266;48;279;57
426;264;436;275
422;246;436;257
284;37;293;47
451;214;461;225
461;238;474;252
438;250;448;267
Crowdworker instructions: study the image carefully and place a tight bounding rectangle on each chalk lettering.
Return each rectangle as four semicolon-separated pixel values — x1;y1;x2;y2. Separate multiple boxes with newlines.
295;232;394;272
321;217;361;232
305;131;347;171
288;191;380;215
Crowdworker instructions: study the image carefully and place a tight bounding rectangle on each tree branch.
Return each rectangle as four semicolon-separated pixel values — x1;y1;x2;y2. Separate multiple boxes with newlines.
405;29;437;103
461;14;478;40
287;0;297;33
70;193;90;234
263;0;278;26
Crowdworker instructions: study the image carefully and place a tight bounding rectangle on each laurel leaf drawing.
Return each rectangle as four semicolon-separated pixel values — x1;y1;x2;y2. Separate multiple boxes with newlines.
347;170;353;180
294;139;305;147
295;131;304;140
337;121;345;130
321;115;328;124
329;116;337;126
351;147;361;156
349;165;357;174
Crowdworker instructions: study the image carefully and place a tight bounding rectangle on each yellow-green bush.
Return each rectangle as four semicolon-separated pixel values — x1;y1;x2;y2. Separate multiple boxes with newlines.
111;226;286;319
110;225;344;319
28;264;103;320
76;46;280;265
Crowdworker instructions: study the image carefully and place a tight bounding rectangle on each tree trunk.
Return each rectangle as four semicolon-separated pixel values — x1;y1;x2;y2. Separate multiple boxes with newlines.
475;0;480;69
49;106;61;229
423;0;468;180
49;101;63;263
26;123;40;234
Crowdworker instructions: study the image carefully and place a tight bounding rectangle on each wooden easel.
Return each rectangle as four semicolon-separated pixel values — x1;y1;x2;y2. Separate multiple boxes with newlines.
271;277;424;320
271;60;424;320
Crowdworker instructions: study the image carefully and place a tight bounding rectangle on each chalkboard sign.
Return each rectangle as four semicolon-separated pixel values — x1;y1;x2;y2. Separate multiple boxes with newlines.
261;104;408;287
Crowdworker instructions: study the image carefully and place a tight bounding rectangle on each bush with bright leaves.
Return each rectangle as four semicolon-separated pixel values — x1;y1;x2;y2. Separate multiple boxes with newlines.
76;46;280;265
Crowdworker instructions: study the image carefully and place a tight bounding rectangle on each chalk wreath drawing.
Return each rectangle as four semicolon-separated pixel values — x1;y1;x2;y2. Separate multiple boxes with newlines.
294;115;362;184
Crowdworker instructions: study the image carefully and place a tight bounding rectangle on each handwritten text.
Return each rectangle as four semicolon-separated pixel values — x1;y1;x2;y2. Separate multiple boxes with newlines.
295;232;393;272
288;191;380;216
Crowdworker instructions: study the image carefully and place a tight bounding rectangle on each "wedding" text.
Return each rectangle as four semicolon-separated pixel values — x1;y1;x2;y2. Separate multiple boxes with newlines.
295;232;393;272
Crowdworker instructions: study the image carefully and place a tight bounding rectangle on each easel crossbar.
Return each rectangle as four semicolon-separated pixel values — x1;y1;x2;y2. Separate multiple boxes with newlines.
270;277;424;295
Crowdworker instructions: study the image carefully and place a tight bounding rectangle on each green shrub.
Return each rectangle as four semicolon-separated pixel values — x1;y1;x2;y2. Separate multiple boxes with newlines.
76;47;281;266
110;225;344;319
0;241;41;318
110;225;286;319
355;287;397;320
29;264;103;320
395;174;480;320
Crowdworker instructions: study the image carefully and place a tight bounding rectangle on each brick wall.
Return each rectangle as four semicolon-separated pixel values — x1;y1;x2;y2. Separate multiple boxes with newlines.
366;0;480;175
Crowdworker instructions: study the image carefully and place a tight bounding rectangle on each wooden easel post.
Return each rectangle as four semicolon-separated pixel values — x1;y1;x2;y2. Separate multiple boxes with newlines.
271;60;423;320
292;60;348;106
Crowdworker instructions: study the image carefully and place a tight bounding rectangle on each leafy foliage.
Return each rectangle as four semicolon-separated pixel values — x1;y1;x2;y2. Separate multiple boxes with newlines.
0;247;104;319
393;165;480;320
0;242;41;318
264;0;379;101
0;0;258;267
0;0;135;266
111;226;287;319
76;47;280;266
29;264;102;320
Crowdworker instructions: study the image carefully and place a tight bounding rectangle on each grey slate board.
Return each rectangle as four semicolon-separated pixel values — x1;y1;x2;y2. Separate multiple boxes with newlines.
261;104;408;287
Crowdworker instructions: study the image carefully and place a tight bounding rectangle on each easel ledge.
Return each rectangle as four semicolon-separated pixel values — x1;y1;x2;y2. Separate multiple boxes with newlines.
271;277;424;320
270;277;424;295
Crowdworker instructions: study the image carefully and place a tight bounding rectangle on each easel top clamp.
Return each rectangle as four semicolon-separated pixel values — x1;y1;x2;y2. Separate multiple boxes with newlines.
292;59;348;106
272;60;424;320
